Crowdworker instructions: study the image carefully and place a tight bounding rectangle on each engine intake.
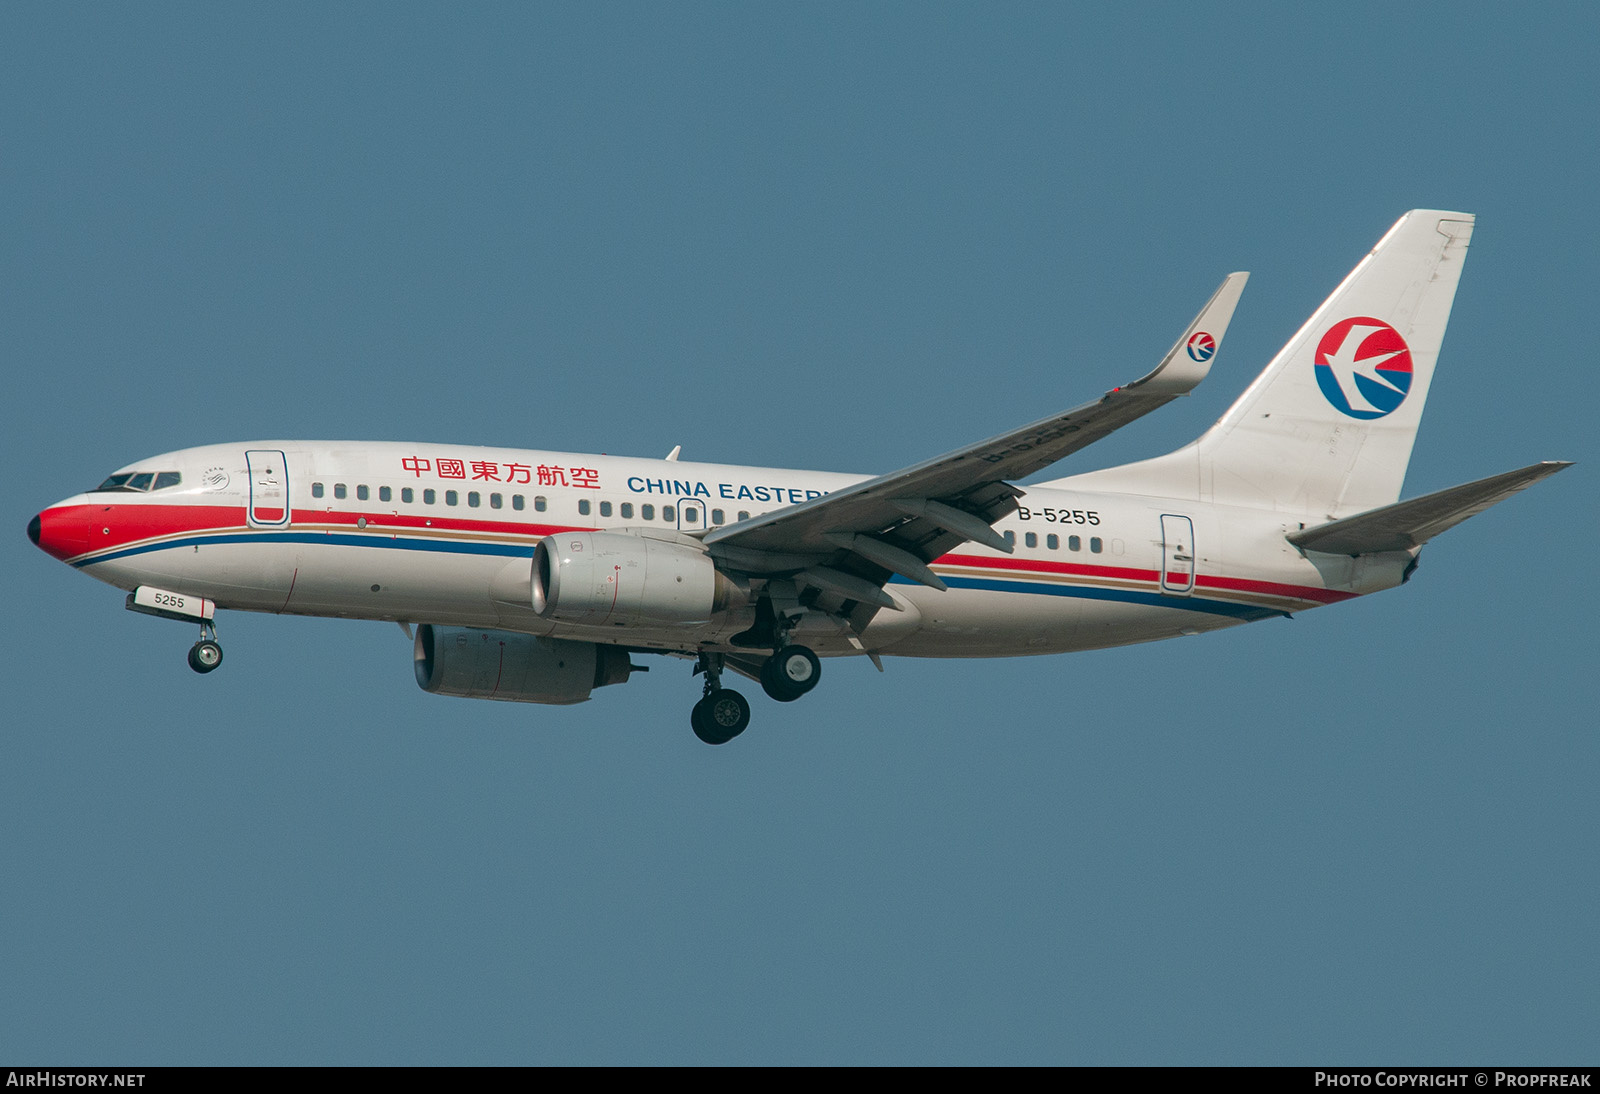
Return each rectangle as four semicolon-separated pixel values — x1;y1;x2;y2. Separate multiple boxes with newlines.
413;624;637;705
531;531;737;626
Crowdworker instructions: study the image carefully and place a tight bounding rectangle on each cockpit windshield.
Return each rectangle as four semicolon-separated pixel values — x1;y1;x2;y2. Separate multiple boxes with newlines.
94;471;182;493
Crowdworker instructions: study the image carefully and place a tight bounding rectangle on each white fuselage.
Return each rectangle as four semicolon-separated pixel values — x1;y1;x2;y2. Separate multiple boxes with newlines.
38;440;1408;660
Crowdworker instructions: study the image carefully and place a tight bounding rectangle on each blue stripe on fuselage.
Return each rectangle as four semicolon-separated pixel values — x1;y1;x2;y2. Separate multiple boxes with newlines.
74;530;535;568
892;574;1284;621
81;529;1283;620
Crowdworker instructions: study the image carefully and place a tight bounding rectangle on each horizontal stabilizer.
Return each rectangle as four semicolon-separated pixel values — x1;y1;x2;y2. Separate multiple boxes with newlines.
1287;461;1572;556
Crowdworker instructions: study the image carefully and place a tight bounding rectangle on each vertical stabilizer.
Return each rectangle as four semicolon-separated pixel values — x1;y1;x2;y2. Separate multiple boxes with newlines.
1051;211;1475;518
1198;209;1474;515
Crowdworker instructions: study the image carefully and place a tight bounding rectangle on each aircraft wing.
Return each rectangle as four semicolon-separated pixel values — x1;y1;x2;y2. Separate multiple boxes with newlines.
1287;461;1573;556
703;273;1248;615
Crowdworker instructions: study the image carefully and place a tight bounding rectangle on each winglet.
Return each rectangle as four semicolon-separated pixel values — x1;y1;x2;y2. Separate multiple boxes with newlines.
1127;271;1249;396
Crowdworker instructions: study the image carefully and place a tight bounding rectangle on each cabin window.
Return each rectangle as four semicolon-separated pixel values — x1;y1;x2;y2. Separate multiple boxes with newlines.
620;503;634;519
445;490;458;506
311;482;324;498
737;511;750;521
423;489;436;505
1024;532;1038;548
600;501;613;517
534;496;547;512
662;505;675;522
1047;534;1059;550
641;504;655;521
402;487;414;504
334;483;347;500
357;484;369;501
1090;537;1103;554
490;493;502;509
711;509;724;525
467;491;480;508
512;495;524;511
578;499;591;516
1003;530;1016;546
379;486;391;502
1068;535;1081;552
681;507;698;524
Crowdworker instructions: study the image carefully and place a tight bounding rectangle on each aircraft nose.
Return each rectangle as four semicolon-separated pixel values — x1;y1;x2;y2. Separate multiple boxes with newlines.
30;501;92;562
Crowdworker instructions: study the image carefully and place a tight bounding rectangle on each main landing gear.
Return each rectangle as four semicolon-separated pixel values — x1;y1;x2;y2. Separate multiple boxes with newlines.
691;653;750;745
187;620;224;674
689;642;822;745
760;645;821;703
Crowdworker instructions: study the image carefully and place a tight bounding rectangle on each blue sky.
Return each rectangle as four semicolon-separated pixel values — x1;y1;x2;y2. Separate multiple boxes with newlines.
4;3;1594;1064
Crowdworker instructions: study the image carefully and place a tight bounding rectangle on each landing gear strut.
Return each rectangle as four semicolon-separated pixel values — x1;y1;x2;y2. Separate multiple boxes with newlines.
690;653;750;745
187;620;223;674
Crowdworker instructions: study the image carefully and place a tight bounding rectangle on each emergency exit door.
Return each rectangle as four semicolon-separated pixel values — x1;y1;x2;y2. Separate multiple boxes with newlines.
677;499;706;531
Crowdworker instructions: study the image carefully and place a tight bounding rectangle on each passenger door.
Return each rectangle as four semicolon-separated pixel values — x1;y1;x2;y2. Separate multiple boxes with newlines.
245;449;291;527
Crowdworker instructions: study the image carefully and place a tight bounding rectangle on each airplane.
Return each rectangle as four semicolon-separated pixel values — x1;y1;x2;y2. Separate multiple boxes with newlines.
27;210;1571;744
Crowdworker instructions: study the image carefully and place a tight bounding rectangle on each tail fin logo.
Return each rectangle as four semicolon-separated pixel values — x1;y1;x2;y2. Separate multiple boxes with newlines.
1313;317;1414;419
1186;332;1217;362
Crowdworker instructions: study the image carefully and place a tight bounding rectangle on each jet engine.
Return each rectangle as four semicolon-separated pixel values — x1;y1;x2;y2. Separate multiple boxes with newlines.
530;531;739;626
413;624;637;705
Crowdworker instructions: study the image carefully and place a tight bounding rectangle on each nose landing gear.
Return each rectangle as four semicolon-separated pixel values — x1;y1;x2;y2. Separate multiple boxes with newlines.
123;586;225;676
187;620;223;674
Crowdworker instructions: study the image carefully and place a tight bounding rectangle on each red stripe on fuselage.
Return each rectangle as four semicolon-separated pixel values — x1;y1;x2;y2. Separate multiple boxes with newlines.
61;500;582;559
50;502;244;557
938;551;1351;605
1194;573;1356;605
939;551;1162;583
62;500;1357;609
288;507;573;537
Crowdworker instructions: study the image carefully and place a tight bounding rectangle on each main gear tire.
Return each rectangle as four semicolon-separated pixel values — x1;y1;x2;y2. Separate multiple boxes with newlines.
692;688;751;744
761;645;820;702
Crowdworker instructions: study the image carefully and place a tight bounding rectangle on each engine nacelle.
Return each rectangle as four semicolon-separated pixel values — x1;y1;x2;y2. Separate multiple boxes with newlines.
531;531;736;626
413;624;635;705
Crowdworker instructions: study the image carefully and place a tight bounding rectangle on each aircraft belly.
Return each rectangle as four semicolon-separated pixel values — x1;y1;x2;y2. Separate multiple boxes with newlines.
883;585;1084;657
85;541;298;612
883;584;1243;657
280;540;509;621
98;536;524;625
